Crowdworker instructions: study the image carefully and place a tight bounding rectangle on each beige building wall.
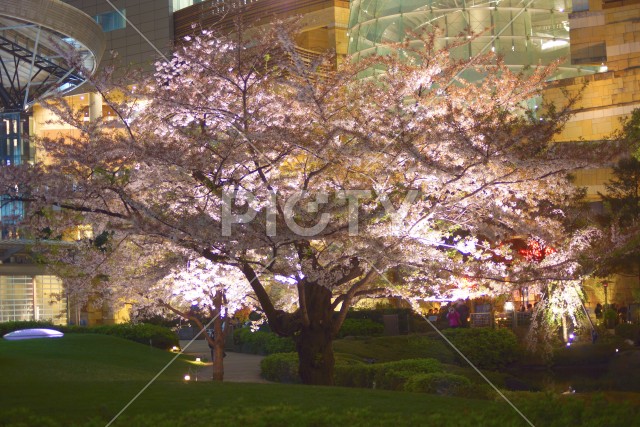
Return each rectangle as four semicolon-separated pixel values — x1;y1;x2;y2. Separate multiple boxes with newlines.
542;0;640;202
544;0;640;143
173;0;351;64
64;0;173;71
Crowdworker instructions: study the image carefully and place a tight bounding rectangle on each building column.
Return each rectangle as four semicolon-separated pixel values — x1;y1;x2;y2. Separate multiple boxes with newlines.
31;275;37;321
89;92;103;122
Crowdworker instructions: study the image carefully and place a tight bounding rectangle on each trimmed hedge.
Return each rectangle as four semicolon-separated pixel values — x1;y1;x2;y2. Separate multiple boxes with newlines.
372;359;443;391
403;372;471;396
346;308;422;334
261;353;491;398
0;321;178;350
335;358;443;389
262;352;445;391
336;318;384;338
233;328;296;355
260;352;301;383
442;328;519;369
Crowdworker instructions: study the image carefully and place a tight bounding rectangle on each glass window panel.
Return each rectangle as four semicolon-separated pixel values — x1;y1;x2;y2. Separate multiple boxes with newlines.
35;275;66;325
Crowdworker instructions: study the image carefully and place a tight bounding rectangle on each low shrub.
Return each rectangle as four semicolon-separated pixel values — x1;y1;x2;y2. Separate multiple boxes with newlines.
372;359;443;390
233;328;295;355
442;328;520;369
336;318;384;338
260;352;300;383
403;372;472;396
0;321;177;350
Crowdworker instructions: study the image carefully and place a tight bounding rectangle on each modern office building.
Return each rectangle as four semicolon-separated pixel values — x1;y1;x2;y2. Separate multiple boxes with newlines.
348;0;596;81
2;0;635;325
173;0;350;66
0;0;104;324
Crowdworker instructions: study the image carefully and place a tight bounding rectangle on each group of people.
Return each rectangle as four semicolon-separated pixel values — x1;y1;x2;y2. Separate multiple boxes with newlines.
445;300;471;328
426;302;470;327
594;302;630;324
519;303;534;313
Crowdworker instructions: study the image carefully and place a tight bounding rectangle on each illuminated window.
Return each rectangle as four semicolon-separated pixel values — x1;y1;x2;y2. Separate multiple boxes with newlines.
173;0;205;12
94;10;126;32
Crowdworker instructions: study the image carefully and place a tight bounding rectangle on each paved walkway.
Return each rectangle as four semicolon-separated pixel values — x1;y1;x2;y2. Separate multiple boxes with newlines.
179;340;269;383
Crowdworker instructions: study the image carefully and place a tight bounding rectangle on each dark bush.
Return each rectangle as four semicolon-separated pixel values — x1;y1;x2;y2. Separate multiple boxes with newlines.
615;323;640;342
336;318;384;338
335;358;443;390
552;342;618;366
346;308;425;334
443;328;519;369
260;352;300;383
233;328;295;355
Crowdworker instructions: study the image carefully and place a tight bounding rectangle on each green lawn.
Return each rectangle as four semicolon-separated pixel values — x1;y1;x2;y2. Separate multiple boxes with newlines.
1;334;639;427
0;334;525;426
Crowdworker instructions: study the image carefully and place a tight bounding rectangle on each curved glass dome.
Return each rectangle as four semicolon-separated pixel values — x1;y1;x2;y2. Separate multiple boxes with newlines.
349;0;596;81
0;0;105;112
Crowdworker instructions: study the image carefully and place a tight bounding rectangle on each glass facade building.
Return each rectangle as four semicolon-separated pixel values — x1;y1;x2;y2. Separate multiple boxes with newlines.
0;275;65;324
348;0;596;80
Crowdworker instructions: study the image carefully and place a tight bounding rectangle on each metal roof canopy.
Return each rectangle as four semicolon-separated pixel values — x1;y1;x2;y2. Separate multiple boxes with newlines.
0;0;105;112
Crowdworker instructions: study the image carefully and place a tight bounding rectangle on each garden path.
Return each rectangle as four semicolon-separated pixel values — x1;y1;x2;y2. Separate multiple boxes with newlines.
179;339;269;383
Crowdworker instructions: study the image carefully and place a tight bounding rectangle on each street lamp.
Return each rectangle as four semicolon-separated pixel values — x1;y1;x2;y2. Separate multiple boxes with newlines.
602;281;609;309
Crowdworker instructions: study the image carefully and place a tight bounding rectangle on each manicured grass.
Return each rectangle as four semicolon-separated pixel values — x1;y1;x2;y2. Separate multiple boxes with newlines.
2;334;639;426
0;334;523;426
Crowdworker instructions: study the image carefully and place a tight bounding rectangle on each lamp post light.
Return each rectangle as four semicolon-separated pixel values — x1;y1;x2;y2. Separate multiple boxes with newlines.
603;281;609;309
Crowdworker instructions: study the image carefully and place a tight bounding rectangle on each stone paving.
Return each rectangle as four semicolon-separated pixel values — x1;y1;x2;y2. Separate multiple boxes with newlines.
179;340;269;383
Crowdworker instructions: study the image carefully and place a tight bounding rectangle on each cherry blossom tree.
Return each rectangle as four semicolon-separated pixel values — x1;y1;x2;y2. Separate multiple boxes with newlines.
1;24;614;384
36;230;262;380
151;257;257;381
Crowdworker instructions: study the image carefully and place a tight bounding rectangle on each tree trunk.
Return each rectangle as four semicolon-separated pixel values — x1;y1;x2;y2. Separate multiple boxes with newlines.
296;283;335;385
207;292;227;381
210;314;225;381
